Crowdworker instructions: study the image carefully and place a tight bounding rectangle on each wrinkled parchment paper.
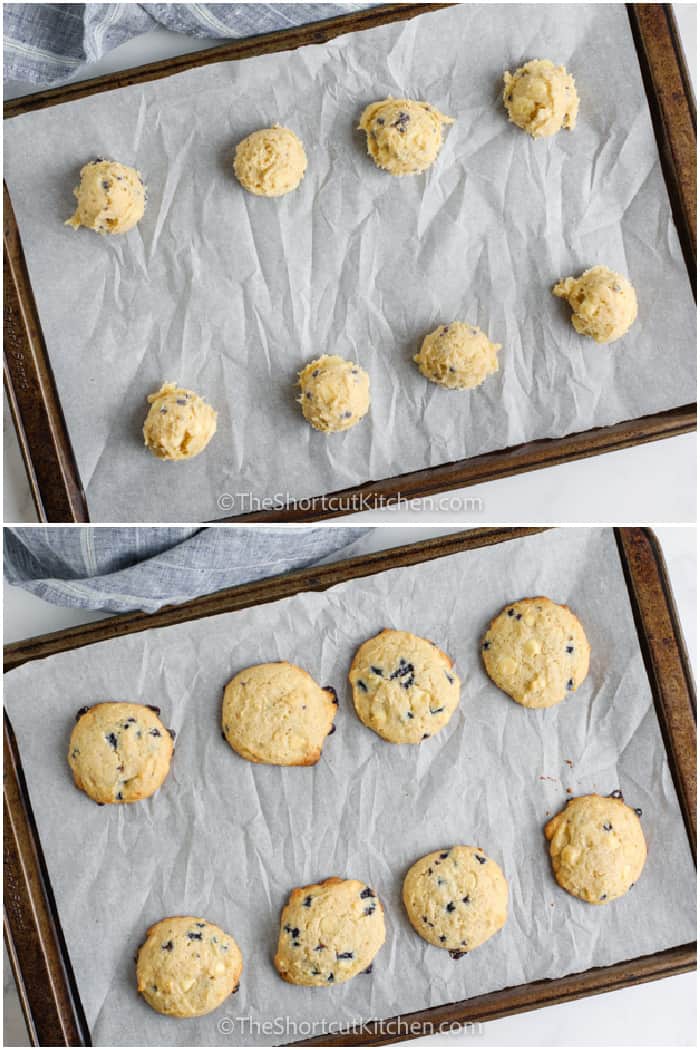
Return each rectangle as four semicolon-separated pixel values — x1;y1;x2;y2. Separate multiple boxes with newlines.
4;528;696;1045
3;6;696;522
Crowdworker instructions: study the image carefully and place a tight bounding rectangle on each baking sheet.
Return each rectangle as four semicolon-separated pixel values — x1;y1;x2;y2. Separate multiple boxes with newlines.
4;528;696;1046
3;6;696;523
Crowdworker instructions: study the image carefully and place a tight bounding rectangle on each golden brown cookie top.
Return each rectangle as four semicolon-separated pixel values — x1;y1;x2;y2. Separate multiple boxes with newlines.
274;877;385;986
349;629;460;743
68;701;174;804
545;793;647;903
482;596;590;708
136;915;243;1017
222;661;337;766
403;846;508;955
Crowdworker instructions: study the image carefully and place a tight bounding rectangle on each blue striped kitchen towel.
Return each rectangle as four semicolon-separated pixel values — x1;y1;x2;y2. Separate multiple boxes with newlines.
3;526;371;613
4;4;372;86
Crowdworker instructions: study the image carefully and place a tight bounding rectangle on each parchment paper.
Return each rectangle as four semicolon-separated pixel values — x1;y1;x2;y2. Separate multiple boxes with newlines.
3;6;696;523
4;528;696;1045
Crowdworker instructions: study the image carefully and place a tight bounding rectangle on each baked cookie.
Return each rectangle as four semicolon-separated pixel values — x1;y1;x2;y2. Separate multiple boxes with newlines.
403;846;508;956
222;661;337;766
234;125;307;197
66;159;146;234
68;702;174;804
349;629;460;744
481;597;590;709
545;794;647;903
359;98;453;175
136;915;243;1017
414;322;501;390
503;60;579;138
143;383;217;461
553;266;638;344
274;877;385;986
298;355;370;432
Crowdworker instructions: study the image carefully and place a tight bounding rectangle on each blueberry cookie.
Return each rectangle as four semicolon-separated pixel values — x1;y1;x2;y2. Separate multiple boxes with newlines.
481;597;590;709
234;125;307;197
136;915;243;1017
66;159;145;234
553;266;638;344
274;877;385;986
222;661;337;766
503;60;579;138
68;702;174;804
403;847;508;956
545;794;647;904
359;98;454;176
298;355;370;432
349;629;460;744
414;322;501;390
143;383;217;461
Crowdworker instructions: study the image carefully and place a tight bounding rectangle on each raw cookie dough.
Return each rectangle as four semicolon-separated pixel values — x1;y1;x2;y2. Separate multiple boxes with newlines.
234;125;307;197
68;702;174;804
136;916;243;1017
545;794;647;903
503;59;579;138
414;322;501;390
403;846;508;956
552;266;638;344
481;596;590;709
349;629;461;743
143;383;217;461
359;98;454;176
274;877;385;985
66;159;146;234
298;355;370;432
222;661;338;766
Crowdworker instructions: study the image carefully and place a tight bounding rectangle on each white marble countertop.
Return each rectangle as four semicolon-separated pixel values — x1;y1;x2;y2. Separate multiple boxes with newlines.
3;6;697;525
3;525;696;1045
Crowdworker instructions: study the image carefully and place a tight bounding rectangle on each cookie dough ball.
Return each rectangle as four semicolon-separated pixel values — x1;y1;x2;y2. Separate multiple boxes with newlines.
65;159;145;235
143;383;217;461
274;877;385;986
222;661;338;766
234;125;307;197
545;794;647;903
359;98;454;176
68;702;174;804
136;916;243;1017
349;629;461;744
482;596;590;709
298;355;370;432
503;59;579;138
414;322;501;390
403;846;508;956
553;266;638;344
